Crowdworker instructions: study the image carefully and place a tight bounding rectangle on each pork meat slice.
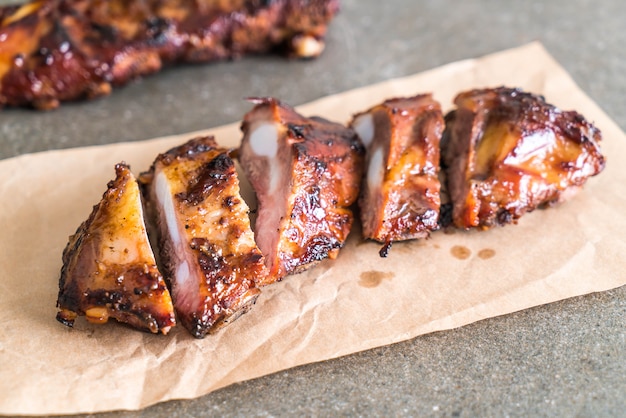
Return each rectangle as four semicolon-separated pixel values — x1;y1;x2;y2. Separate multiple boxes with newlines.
441;87;606;229
140;136;266;338
350;94;443;254
56;163;176;334
238;98;365;284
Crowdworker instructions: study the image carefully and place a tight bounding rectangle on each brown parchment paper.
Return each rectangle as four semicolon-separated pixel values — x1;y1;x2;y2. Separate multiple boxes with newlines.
1;42;625;416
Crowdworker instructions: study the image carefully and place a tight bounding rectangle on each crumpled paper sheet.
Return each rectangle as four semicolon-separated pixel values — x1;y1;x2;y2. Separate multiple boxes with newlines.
1;42;625;416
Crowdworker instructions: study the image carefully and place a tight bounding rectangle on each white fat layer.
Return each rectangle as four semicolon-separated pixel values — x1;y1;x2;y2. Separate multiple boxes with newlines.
352;113;375;148
249;122;279;158
155;171;181;249
367;147;385;193
155;171;194;298
249;122;282;194
269;161;281;194
176;260;190;289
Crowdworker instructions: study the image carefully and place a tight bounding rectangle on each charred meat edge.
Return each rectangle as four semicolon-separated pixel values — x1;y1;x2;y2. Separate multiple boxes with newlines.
140;136;267;338
57;162;176;335
350;94;444;254
238;97;365;283
441;86;605;229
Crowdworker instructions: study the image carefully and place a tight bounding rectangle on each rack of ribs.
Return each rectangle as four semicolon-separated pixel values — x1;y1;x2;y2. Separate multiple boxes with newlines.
350;94;443;256
139;136;267;338
0;0;340;110
238;97;365;284
441;87;606;229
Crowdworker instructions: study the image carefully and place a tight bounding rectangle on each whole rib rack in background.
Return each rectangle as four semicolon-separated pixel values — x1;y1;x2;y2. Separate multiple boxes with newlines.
0;0;340;110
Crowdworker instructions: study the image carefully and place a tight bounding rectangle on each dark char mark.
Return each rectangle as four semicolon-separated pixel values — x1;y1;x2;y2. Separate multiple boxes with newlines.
176;153;234;206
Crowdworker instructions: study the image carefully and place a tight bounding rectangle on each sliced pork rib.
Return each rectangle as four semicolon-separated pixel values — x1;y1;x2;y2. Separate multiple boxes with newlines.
239;98;365;284
441;87;606;229
0;0;340;110
57;163;176;334
140;136;266;338
351;94;443;254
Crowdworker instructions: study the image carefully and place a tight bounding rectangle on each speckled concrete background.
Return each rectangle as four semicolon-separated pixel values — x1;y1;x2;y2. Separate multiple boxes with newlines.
1;0;624;416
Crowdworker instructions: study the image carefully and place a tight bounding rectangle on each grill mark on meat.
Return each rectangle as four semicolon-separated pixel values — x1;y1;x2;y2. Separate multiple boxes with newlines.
176;153;234;206
350;94;443;250
239;97;364;284
140;136;267;338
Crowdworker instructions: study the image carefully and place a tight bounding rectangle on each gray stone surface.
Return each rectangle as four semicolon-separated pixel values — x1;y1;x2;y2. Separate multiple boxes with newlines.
1;0;624;416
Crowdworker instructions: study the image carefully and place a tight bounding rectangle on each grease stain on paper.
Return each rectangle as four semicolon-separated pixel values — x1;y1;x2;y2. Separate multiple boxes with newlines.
451;245;471;260
450;246;496;260
359;271;395;288
478;248;496;259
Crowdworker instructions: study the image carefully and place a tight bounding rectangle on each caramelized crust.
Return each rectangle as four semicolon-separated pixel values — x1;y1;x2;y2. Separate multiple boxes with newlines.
239;98;365;284
56;163;176;334
441;87;606;229
351;94;443;250
140;136;266;338
0;0;340;110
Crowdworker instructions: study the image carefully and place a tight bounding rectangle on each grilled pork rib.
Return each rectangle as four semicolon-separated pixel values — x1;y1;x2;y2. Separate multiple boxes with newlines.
441;87;606;229
351;95;443;253
0;0;340;110
239;98;365;284
56;163;176;334
140;137;266;338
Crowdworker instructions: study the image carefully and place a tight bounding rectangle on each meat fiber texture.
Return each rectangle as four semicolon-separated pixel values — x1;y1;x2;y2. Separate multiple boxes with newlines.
1;43;625;415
